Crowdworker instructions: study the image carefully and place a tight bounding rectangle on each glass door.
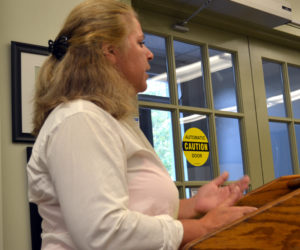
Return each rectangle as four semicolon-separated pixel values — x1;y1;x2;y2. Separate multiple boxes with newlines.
250;38;300;183
135;7;263;196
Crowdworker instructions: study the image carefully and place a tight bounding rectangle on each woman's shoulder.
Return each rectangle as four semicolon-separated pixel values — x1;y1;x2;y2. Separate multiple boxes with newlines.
37;99;120;141
49;99;116;125
53;99;110;118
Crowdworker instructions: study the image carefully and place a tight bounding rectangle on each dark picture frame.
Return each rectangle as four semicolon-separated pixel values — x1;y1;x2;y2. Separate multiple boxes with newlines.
11;41;49;143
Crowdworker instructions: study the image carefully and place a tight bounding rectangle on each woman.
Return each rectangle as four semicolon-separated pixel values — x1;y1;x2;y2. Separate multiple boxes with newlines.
27;0;257;249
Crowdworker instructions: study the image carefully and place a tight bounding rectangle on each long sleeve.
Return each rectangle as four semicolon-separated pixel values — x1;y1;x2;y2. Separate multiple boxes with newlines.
27;101;183;250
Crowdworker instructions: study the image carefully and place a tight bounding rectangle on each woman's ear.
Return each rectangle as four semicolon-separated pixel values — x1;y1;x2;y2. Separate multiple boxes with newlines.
102;43;117;64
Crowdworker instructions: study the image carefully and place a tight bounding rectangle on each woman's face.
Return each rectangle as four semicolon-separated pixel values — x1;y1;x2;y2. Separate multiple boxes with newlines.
113;17;154;93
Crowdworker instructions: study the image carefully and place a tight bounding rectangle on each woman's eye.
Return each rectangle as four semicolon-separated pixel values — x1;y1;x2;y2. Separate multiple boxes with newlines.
138;41;145;47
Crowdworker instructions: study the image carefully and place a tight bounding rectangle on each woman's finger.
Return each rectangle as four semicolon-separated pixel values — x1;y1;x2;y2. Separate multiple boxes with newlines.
212;172;229;186
221;186;242;206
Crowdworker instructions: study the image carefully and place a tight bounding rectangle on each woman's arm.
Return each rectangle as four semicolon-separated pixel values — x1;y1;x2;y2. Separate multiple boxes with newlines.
178;197;199;219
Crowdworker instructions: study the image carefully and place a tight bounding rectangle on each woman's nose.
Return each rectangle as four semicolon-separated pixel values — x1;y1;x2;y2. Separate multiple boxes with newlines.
147;47;154;61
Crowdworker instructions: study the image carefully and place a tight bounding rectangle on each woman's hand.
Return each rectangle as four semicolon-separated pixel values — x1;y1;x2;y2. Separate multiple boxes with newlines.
199;185;256;229
193;171;250;214
178;172;251;219
179;186;257;249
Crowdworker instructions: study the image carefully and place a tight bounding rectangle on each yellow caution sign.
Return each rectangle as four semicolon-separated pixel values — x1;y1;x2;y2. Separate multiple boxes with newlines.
182;127;209;166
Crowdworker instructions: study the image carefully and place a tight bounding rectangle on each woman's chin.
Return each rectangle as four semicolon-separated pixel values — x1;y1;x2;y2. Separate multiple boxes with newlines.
136;83;148;94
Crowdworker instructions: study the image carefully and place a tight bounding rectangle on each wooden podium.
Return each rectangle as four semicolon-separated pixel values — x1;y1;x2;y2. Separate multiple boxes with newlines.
183;175;300;250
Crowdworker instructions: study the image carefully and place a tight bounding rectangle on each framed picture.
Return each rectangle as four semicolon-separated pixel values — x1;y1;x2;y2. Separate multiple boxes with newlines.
11;41;49;143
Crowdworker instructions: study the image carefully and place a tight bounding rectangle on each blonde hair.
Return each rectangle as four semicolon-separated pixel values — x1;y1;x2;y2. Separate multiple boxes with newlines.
32;0;137;136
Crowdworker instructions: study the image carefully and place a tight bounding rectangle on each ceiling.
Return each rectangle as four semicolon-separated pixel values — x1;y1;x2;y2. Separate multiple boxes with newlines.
134;0;292;28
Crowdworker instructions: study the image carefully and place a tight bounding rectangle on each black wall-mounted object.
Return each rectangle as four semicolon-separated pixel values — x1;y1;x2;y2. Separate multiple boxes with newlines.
27;147;42;250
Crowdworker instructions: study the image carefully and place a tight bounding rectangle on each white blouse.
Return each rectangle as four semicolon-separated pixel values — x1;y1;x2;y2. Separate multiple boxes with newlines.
27;99;183;250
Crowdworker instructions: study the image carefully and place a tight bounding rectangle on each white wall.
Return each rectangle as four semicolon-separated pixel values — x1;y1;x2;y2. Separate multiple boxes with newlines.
0;1;82;249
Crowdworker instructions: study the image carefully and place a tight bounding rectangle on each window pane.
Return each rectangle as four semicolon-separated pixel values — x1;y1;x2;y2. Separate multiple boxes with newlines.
185;187;199;199
215;117;244;181
139;33;170;103
262;60;287;117
139;108;175;180
269;122;293;177
179;112;213;181
287;65;300;119
209;49;238;112
294;124;300;169
174;40;207;108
